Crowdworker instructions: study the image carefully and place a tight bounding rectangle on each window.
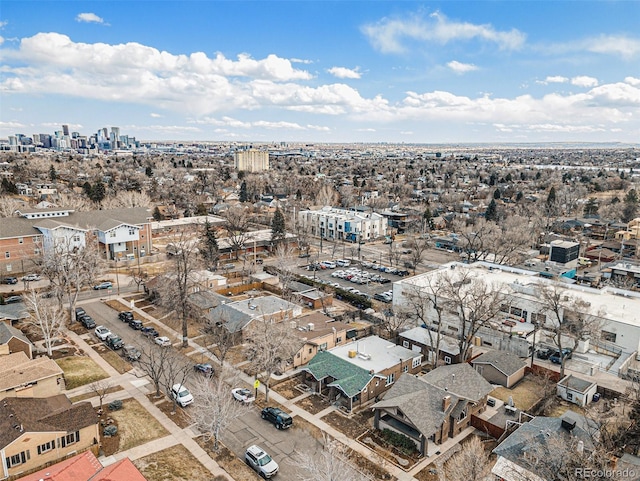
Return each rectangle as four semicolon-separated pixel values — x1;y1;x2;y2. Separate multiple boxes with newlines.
37;440;55;455
18;237;23;244
458;408;468;422
319;343;328;351
386;373;395;385
308;348;312;354
444;356;452;364
412;357;421;368
601;330;617;343
129;228;136;235
336;336;342;343
402;340;409;348
447;326;458;332
72;235;80;242
60;431;79;447
6;450;29;468
567;392;573;401
531;312;546;325
403;365;408;373
109;232;116;238
4;252;9;259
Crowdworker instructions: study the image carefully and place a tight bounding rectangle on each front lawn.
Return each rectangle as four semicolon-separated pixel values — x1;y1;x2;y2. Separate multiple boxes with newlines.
134;444;223;481
56;355;109;389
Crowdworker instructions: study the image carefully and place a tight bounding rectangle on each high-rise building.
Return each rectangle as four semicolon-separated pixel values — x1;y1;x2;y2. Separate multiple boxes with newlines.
234;148;270;172
62;124;70;136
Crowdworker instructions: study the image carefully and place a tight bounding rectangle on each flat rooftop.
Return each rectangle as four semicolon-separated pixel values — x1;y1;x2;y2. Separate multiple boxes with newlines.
329;335;418;373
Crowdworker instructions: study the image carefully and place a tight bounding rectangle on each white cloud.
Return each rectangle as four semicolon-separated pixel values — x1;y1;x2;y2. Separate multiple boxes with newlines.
584;35;640;60
356;128;376;132
189;116;329;132
539;76;568;85
75;13;106;24
0;36;4;46
446;60;478;74
625;77;640;86
291;58;313;64
150;112;162;118
0;20;8;29
571;76;598;88
362;11;525;53
0;121;25;129
327;66;361;79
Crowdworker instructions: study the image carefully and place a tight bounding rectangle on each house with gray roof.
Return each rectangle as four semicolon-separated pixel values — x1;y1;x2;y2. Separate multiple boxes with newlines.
399;326;467;365
0;323;32;358
471;349;527;388
372;363;493;456
492;411;598;481
302;335;422;411
0;303;29;325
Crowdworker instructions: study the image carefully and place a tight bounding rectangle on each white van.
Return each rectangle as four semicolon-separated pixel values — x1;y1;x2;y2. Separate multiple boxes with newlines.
578;257;592;267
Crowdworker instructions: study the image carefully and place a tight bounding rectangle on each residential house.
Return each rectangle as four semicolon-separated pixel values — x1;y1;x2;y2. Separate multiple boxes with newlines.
556;375;598;407
298;206;387;242
17;451;147;481
289;281;333;309
398;327;467;365
0;323;32;358
0;352;64;400
0;395;99;479
492;412;597;481
292;313;352;368
372;363;493;456
207;295;303;344
187;290;228;317
471;349;527;388
302;335;422;411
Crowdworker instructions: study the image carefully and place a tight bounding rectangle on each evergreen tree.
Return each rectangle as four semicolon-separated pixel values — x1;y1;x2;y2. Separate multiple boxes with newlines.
583;197;599;216
493;188;501;200
145;165;153;177
271;207;286;244
1;178;18;194
422;207;434;231
49;165;57;182
153;206;162;221
200;220;219;269
623;189;639;222
485;199;498;222
546;186;556;206
295;189;302;201
89;181;106;203
516;191;524;202
82;181;92;197
239;181;248;203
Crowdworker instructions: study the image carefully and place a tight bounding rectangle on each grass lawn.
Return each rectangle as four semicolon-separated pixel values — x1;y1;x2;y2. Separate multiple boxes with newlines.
93;344;132;374
490;376;545;411
133;444;225;481
56;355;109;390
70;385;124;403
109;398;170;451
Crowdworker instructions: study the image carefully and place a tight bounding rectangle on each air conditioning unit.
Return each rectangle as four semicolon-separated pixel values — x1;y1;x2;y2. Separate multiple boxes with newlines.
307;323;314;331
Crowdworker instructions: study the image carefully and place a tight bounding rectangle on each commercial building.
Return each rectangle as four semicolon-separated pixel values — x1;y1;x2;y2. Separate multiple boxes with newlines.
234;148;270;172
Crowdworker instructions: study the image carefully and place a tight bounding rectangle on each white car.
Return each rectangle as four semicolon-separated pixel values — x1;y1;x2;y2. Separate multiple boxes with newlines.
170;384;194;407
22;274;41;282
94;325;112;341
245;445;279;479
155;336;172;347
232;387;255;404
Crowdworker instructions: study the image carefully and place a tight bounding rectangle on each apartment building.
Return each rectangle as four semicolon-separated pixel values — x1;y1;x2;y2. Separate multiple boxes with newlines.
1;207;153;276
297;206;387;242
234;148;270;172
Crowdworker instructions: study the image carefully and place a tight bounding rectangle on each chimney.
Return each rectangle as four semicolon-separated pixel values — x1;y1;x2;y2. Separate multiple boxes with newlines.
442;395;451;412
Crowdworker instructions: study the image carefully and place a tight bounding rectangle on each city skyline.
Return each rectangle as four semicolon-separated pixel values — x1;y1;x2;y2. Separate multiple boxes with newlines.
0;1;639;144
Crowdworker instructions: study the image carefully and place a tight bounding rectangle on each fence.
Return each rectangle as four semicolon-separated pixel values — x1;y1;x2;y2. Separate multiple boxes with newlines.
215;282;263;296
471;414;505;440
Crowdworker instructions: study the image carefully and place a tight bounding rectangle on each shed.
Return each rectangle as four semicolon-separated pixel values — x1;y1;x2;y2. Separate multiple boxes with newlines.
557;374;598;407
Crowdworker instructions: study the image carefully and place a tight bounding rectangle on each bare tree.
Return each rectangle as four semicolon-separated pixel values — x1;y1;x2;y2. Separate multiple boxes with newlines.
314;184;339;207
404;237;430;274
377;309;412;343
128;267;148;292
451;218;499;263
135;338;176;397
442;268;510;361
190;373;249;451
22;290;66;356
444;436;492;481
222;205;252;261
89;379;113;413
291;433;369;481
536;283;604;378
162;349;193;413
35;233;104;321
274;243;297;301
0;196;23;217
244;319;303;402
201;314;236;367
158;229;201;348
484;215;535;265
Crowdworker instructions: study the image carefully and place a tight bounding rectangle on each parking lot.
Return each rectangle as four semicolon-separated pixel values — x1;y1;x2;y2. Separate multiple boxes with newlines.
297;259;410;303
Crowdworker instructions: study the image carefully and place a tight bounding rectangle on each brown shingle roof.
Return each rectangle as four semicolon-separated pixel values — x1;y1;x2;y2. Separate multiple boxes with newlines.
0;395;98;448
0;352;63;392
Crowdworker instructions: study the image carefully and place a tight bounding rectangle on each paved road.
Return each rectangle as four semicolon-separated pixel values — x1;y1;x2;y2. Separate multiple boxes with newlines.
79;298;323;480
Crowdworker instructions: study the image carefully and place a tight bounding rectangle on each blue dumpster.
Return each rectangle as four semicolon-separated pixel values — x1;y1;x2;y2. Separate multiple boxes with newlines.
592;393;601;402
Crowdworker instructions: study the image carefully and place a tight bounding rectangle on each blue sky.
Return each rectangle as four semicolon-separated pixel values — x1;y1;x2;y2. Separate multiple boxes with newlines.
0;1;639;143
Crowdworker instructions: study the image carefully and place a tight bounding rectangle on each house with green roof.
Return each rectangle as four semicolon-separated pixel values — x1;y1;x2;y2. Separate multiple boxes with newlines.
302;335;422;412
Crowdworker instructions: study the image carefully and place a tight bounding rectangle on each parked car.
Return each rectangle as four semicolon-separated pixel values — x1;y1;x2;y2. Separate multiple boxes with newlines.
232;388;255;404
155;336;172;347
22;274;41;282
298;252;311;258
170;384;194;407
245;445;279;479
4;295;22;304
93;281;113;290
194;363;214;377
141;326;159;338
105;334;124;350
550;349;572;364
79;315;96;329
374;293;391;303
128;319;144;330
122;345;142;361
1;277;17;285
536;348;552;360
75;307;86;320
261;406;293;430
118;311;134;322
95;325;112;340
